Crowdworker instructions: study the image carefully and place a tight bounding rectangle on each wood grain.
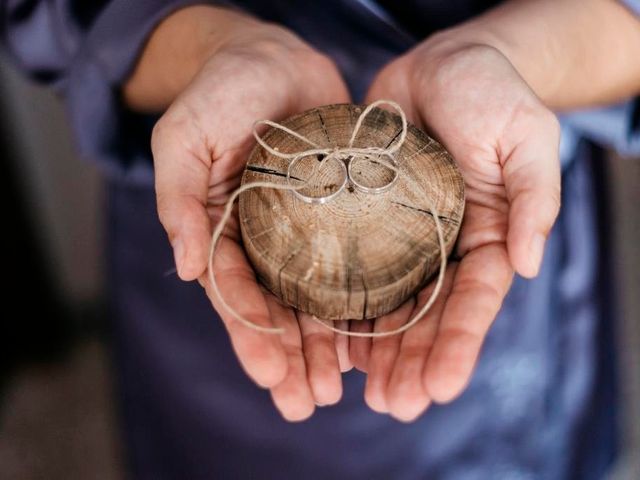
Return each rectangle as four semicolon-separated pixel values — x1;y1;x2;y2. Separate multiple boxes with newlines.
239;104;464;320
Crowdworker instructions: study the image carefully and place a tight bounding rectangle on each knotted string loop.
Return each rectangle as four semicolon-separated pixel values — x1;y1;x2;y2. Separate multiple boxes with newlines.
208;100;447;337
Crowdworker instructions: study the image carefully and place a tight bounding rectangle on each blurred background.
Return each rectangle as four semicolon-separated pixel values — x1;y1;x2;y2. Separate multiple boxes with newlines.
0;54;638;479
0;57;122;478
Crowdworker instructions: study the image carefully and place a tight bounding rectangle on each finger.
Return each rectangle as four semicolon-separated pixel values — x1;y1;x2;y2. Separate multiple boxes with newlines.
349;320;373;372
424;243;513;403
200;236;288;388
364;59;422;126
152;117;213;280
299;314;343;406
265;295;315;422
334;321;353;373
364;299;414;414
502;111;561;278
386;266;457;422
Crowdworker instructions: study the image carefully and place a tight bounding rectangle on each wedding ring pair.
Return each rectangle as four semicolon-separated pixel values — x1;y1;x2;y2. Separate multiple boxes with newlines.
286;152;399;205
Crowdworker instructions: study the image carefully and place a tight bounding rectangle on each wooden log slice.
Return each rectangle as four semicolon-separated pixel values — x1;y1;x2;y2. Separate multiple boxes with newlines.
239;104;464;320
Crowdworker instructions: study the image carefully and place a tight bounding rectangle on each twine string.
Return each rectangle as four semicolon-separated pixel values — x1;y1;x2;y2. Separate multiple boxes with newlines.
207;100;447;337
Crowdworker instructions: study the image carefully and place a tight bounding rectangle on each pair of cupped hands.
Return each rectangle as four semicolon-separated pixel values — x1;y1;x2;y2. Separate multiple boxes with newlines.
150;12;561;422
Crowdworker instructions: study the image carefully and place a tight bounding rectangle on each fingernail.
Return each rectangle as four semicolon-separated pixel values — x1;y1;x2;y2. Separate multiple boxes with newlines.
529;233;546;275
172;239;185;277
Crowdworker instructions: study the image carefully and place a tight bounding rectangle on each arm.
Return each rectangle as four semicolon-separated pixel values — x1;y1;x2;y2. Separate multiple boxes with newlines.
1;0;206;174
123;5;231;112
124;6;268;112
358;0;640;421
2;1;353;420
136;5;353;420
435;0;640;110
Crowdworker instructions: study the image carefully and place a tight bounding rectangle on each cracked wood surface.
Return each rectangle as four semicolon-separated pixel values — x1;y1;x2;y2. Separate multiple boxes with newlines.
239;104;465;320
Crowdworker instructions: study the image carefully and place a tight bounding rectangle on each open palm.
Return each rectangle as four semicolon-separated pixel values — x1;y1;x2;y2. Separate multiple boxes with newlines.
151;23;352;421
354;43;561;421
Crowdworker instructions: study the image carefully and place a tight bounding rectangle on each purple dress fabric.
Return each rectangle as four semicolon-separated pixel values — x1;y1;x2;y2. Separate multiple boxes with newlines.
2;1;639;478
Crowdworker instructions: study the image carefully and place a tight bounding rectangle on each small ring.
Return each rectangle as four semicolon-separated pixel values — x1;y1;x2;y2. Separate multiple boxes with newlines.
348;153;399;195
286;153;348;205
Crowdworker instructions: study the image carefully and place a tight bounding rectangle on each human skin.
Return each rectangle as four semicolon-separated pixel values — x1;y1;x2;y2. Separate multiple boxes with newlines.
128;6;352;422
354;0;640;421
126;1;640;422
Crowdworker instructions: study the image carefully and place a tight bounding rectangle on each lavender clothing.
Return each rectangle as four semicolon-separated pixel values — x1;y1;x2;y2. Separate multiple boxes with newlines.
2;1;639;478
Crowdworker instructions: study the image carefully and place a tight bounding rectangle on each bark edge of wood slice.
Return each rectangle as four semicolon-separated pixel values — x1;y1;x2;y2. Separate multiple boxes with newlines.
239;103;464;320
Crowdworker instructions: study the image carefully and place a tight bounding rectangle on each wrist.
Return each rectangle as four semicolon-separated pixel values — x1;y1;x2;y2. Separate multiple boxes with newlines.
123;6;265;112
412;24;560;106
417;0;640;110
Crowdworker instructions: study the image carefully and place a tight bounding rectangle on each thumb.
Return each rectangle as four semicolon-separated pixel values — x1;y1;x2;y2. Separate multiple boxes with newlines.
152;119;212;281
364;61;421;126
502;112;561;278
